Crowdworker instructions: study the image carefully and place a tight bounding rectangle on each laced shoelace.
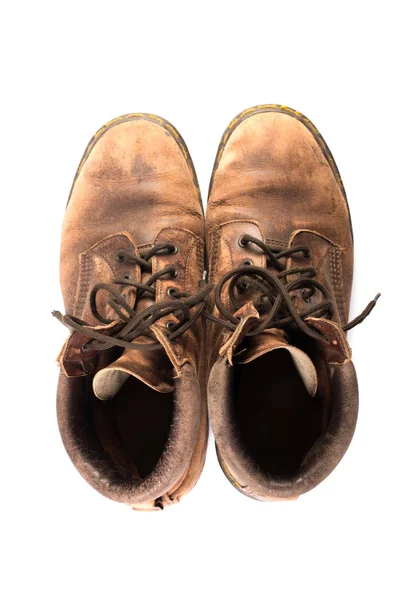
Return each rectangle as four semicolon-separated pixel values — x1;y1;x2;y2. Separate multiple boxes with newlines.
54;242;212;352
206;234;380;342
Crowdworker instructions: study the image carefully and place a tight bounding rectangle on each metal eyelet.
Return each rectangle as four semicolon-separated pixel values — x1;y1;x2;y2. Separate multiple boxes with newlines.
242;259;253;266
238;236;250;248
123;273;131;280
115;250;125;263
167;286;178;297
166;320;175;331
170;267;178;279
303;249;311;259
170;244;179;255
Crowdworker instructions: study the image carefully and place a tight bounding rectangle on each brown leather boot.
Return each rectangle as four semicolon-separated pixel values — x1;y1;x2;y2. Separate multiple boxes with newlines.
54;114;210;510
206;105;379;500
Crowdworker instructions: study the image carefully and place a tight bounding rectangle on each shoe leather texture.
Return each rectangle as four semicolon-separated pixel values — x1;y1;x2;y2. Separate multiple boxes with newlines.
206;106;359;500
56;114;208;510
55;106;371;509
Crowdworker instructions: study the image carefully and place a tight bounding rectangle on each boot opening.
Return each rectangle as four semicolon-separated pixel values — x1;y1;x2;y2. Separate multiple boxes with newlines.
57;363;202;504
91;377;174;480
234;348;331;476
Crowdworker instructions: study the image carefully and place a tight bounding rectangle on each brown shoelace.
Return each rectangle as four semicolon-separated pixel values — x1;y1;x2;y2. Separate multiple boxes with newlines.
206;234;380;342
54;242;212;352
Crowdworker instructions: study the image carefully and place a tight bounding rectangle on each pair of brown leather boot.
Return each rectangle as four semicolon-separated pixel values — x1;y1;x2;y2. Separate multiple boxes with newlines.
54;106;378;510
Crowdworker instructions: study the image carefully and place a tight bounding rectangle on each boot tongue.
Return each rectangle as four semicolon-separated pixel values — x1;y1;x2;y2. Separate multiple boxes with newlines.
92;336;173;400
235;328;318;397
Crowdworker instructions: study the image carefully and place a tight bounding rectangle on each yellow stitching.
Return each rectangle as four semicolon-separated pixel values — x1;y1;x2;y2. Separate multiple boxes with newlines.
211;104;344;196
72;113;199;202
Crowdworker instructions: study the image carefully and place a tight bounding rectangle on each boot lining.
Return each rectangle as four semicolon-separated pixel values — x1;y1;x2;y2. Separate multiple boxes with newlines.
92;379;174;480
234;349;331;476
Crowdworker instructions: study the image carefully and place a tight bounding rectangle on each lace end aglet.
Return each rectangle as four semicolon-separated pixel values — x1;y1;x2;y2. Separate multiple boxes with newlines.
52;310;64;322
373;293;381;303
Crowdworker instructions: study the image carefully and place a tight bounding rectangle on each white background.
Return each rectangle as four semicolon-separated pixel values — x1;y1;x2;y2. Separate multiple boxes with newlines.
2;2;398;599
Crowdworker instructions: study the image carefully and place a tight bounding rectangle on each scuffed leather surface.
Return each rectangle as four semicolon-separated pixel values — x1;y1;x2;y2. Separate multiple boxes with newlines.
72;232;140;324
306;317;352;364
287;230;351;326
206;107;357;500
58;322;120;377
57;115;207;509
61;117;203;315
206;109;353;332
208;111;353;252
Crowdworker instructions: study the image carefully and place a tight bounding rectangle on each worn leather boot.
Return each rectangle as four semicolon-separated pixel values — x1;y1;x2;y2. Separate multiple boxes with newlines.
54;114;210;510
206;105;379;500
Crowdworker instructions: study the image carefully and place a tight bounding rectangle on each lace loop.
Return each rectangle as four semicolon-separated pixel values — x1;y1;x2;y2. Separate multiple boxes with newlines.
54;242;211;352
207;236;379;342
